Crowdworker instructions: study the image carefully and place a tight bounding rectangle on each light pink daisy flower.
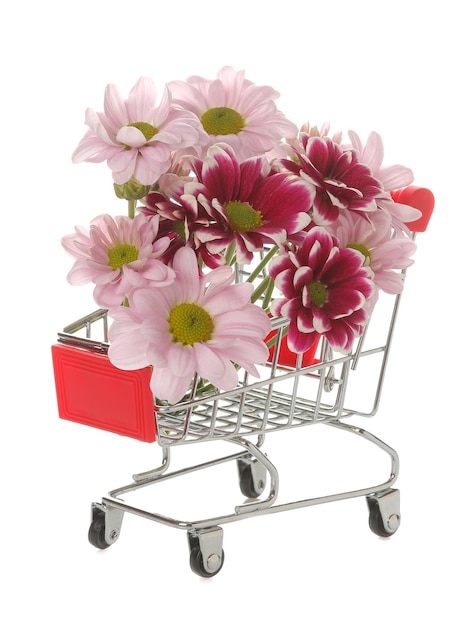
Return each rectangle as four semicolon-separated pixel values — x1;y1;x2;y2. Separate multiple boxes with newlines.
188;143;314;265
347;130;421;226
326;209;417;294
269;226;375;353
167;66;298;161
61;213;175;308
71;77;205;185
107;247;271;404
279;135;383;225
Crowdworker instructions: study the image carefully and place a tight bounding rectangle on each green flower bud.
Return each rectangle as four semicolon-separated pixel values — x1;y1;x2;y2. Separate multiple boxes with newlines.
114;178;151;201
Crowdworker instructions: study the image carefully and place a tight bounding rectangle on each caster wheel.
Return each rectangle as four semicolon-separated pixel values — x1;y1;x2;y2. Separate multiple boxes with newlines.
238;459;266;499
88;509;110;549
189;546;225;578
367;497;400;538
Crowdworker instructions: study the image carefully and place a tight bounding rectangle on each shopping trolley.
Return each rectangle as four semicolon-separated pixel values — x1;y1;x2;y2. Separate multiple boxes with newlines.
51;186;434;577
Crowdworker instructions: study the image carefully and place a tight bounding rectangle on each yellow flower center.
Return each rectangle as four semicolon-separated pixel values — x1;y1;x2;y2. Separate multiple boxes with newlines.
308;281;328;307
225;201;264;233
108;243;139;270
127;121;159;142
200;107;245;135
347;242;371;263
168;303;215;346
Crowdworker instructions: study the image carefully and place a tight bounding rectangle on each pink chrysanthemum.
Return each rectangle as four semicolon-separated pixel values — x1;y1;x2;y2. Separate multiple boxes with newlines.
279;135;383;225
326;209;417;294
71;77;205;185
62;213;175;307
167;66;298;161
269;226;375;353
187;143;314;264
107;247;271;404
347;130;421;226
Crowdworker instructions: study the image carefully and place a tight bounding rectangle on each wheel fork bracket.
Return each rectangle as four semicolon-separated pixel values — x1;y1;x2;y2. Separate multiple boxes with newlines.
368;488;401;533
187;526;224;575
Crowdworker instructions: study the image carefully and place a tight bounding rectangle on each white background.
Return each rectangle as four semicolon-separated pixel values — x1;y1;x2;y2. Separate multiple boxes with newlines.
2;1;472;624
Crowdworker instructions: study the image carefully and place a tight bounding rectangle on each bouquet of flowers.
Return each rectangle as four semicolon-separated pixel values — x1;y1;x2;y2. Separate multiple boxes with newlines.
62;66;421;406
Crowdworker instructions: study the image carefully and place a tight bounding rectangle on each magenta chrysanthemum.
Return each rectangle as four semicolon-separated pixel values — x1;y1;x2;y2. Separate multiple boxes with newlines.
71;77;205;185
269;226;375;353
186;143;314;264
280;135;383;225
140;183;227;268
61;213;175;307
107;247;271;404
167;66;298;161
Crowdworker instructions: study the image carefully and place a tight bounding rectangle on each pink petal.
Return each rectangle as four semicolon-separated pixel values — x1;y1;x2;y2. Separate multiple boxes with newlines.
167;343;196;377
116;125;149;148
194;343;238;390
103;83;129;129
380;164;414;190
171;247;201;301
66;261;96;285
108;332;150;370
127;76;157;121
150;367;191;405
204;282;253;315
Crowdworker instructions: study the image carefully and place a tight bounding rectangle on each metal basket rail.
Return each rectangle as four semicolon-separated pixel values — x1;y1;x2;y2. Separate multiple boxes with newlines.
54;187;434;577
54;275;407;579
56;282;403;448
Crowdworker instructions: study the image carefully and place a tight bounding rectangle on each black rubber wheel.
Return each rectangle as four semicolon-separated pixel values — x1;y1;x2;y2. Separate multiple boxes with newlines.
88;510;110;549
368;499;398;538
239;464;261;498
189;546;225;578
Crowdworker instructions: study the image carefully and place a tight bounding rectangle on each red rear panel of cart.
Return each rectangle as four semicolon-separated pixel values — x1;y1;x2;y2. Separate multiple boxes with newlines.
51;343;156;443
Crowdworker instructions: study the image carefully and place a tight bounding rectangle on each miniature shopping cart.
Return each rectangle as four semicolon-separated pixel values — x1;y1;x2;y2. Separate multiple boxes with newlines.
51;187;434;577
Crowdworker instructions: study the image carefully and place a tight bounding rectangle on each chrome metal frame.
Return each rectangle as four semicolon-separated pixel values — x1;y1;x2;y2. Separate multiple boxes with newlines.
57;261;408;575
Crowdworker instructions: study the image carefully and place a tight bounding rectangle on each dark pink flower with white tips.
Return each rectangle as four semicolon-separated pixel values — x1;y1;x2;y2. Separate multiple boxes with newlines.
188;143;314;265
280;135;383;225
269;226;375;353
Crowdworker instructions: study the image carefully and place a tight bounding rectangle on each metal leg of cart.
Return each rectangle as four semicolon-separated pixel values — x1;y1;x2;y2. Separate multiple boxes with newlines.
87;422;401;577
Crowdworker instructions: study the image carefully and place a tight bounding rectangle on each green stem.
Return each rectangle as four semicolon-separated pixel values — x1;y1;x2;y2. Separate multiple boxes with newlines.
128;199;136;219
251;274;273;304
225;241;236;265
262;277;275;311
247;245;278;283
265;324;288;350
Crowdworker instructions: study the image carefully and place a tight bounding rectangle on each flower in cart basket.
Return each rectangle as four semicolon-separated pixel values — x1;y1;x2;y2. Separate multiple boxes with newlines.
167;66;298;161
269;226;376;354
346;130;421;228
107;247;271;405
326;209;417;295
185;143;315;265
139;185;227;269
71;77;205;185
278;134;384;225
61;213;175;308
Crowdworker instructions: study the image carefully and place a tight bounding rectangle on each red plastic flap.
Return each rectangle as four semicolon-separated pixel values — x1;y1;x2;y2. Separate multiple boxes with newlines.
391;186;435;233
51;343;156;442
